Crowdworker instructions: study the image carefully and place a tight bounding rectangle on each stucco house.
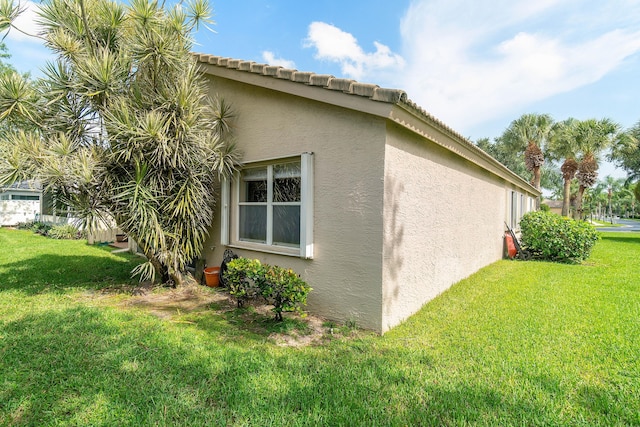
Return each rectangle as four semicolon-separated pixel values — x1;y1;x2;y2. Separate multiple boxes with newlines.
0;181;42;226
196;53;539;333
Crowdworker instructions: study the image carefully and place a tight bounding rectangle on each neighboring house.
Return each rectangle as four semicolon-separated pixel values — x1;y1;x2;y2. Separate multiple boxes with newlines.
543;199;564;216
0;181;42;226
196;53;539;333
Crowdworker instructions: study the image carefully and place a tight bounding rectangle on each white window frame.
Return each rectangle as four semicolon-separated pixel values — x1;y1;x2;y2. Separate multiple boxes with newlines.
510;190;518;229
221;153;314;259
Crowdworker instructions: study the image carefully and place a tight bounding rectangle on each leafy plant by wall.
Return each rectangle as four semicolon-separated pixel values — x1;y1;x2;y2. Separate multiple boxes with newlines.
224;258;266;308
519;211;599;263
225;258;312;321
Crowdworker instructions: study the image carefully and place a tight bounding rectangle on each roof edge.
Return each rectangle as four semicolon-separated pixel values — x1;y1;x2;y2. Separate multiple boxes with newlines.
194;52;539;195
397;99;540;195
194;53;407;104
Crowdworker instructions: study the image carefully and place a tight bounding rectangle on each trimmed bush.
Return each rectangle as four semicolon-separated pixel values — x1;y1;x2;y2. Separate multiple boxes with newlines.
225;258;266;307
519;210;599;263
262;265;312;321
225;257;312;320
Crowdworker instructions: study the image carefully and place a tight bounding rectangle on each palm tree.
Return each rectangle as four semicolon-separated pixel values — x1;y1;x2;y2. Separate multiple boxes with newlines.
598;175;624;222
0;0;240;286
548;118;579;216
609;120;640;183
574;119;623;220
633;183;640;218
502;113;554;192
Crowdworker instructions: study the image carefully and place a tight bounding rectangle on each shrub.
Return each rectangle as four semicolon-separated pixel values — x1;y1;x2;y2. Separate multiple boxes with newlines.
224;257;312;320
225;258;266;307
262;265;312;321
539;203;551;212
519;210;599;263
48;224;82;240
15;221;36;230
30;221;52;236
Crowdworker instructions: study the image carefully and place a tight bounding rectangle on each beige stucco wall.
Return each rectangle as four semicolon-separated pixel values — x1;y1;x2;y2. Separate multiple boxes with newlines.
199;64;539;333
381;122;536;332
202;74;390;331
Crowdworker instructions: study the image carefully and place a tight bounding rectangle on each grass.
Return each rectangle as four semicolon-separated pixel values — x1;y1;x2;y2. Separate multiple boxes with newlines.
1;228;639;426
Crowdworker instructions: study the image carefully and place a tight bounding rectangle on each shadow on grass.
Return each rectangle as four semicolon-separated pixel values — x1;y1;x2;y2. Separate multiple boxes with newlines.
599;234;640;245
0;252;141;294
0;306;575;426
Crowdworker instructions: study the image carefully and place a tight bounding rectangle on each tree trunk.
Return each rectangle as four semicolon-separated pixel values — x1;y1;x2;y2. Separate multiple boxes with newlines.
562;178;572;216
575;185;586;220
533;166;541;190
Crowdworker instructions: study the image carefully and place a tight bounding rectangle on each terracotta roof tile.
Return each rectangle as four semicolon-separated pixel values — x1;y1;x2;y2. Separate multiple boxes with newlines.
194;53;408;103
194;52;462;143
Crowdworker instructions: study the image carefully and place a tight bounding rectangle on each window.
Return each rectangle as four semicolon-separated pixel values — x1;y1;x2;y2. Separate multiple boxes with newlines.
510;191;518;229
11;195;39;201
222;153;314;258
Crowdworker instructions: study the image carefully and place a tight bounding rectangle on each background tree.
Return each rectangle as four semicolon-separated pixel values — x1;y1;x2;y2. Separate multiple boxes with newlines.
548;118;579;216
0;42;15;75
501;113;554;191
573;119;623;219
476;135;560;193
611;120;640;182
0;0;240;285
598;175;624;221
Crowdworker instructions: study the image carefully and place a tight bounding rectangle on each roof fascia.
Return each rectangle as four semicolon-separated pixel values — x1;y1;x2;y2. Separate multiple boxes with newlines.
197;62;395;119
391;102;540;195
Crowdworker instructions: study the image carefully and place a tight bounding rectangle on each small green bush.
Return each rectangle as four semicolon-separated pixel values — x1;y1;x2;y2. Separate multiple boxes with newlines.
48;224;82;240
539;203;550;212
519;211;599;263
225;257;312;321
30;221;52;236
225;258;266;307
15;221;36;230
262;265;312;321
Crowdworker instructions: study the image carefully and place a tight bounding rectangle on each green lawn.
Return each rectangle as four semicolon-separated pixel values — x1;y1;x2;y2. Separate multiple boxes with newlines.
1;228;639;426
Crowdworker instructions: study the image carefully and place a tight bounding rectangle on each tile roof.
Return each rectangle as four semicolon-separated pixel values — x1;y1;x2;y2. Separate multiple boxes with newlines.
193;53;538;194
194;53;474;147
3;180;41;191
194;53;408;104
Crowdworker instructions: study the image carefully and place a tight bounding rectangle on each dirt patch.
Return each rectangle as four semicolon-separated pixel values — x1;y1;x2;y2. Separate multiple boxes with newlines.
87;283;345;347
124;283;228;319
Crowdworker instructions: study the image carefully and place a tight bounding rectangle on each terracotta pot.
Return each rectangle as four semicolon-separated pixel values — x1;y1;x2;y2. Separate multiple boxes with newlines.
204;267;220;287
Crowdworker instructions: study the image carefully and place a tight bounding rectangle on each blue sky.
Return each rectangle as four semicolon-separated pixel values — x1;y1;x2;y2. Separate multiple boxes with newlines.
4;0;640;178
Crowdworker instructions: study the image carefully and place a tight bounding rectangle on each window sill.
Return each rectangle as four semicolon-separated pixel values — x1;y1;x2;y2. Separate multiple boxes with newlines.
227;242;303;258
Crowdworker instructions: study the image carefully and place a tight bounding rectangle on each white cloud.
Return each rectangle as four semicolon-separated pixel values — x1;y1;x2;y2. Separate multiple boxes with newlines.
6;0;42;43
262;51;296;69
397;0;640;130
304;21;405;80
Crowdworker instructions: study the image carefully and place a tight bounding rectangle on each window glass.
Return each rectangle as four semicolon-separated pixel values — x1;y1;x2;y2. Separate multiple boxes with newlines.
240;167;267;203
273;205;300;246
273;163;301;202
11;195;39;201
239;205;267;243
